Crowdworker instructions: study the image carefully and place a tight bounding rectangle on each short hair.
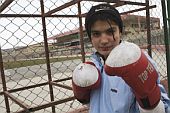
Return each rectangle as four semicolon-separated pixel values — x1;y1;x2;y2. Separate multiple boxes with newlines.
85;4;123;39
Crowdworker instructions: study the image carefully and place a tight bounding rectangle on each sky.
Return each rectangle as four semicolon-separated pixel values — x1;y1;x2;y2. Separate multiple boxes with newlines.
0;0;165;49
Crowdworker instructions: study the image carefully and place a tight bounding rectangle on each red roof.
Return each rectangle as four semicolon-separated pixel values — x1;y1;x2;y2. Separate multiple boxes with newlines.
48;27;85;41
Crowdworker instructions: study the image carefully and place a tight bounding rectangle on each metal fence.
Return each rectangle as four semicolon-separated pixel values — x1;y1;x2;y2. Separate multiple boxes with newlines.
0;0;169;113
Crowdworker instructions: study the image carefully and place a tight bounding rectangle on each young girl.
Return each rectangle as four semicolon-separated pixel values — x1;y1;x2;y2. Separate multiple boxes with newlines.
72;3;170;113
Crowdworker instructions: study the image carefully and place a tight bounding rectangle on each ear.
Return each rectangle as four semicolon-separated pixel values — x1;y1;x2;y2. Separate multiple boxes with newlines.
91;39;95;46
119;32;122;40
119;32;122;36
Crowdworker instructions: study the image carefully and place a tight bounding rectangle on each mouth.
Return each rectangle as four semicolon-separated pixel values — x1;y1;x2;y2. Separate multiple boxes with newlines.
100;46;112;51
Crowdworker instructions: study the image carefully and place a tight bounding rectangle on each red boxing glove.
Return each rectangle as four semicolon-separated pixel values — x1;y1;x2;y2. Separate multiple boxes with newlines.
104;41;161;109
72;62;101;104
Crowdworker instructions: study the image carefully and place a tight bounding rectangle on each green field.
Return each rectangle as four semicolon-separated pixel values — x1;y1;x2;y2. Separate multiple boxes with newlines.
3;56;83;69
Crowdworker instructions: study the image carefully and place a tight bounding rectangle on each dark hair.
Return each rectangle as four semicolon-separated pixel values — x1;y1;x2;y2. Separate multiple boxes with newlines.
85;4;123;39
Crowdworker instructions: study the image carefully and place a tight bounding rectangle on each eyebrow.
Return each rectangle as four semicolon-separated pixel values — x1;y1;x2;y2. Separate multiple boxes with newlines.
91;27;116;32
91;30;100;32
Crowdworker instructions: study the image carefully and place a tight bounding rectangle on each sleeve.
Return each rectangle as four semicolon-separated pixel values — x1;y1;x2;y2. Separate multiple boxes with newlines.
144;51;170;113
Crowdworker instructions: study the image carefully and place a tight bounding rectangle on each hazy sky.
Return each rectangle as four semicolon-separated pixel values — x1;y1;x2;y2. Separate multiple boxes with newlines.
0;0;164;49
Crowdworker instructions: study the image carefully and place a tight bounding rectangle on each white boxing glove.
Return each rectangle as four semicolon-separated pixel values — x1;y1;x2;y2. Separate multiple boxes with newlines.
72;62;101;103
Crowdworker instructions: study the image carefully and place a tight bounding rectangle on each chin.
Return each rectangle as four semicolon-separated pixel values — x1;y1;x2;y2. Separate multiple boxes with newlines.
100;51;110;57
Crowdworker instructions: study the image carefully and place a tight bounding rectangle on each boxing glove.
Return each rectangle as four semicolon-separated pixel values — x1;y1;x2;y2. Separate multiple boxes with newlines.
104;41;161;109
72;62;101;104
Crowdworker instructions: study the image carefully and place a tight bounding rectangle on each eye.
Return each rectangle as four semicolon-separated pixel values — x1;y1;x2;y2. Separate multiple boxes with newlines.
105;28;115;36
91;31;101;37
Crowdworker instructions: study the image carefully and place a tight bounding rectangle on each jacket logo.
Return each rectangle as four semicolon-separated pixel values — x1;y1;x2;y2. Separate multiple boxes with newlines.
138;62;154;83
111;88;117;93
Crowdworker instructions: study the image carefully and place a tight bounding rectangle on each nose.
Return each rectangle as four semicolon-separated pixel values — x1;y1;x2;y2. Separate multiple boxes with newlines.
100;34;109;45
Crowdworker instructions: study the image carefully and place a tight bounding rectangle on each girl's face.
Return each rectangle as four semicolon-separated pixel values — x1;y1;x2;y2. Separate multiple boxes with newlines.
91;20;121;59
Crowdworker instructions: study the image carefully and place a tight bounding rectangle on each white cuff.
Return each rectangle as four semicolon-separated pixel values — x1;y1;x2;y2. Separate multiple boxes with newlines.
139;100;165;113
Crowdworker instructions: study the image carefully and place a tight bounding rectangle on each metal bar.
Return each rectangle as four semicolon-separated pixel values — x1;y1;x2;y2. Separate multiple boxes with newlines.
0;77;72;95
123;1;146;6
120;5;156;15
112;1;125;7
0;5;156;18
0;82;48;95
15;97;75;113
167;0;170;97
84;0;120;2
145;0;152;57
77;2;85;62
84;0;146;6
0;0;14;13
0;14;79;18
4;91;30;110
40;0;55;113
161;0;170;96
0;47;10;112
50;82;72;90
30;97;75;112
45;0;82;16
81;5;156;17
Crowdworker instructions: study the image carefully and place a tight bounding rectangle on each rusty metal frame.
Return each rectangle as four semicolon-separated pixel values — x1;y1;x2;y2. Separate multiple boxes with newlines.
0;0;154;113
0;0;14;13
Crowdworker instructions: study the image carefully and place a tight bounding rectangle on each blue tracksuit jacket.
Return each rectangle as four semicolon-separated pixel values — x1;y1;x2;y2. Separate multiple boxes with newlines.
88;52;170;113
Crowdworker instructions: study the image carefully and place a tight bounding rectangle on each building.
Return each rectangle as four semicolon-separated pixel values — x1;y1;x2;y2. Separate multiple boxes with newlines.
2;14;161;61
48;14;160;46
122;14;160;34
